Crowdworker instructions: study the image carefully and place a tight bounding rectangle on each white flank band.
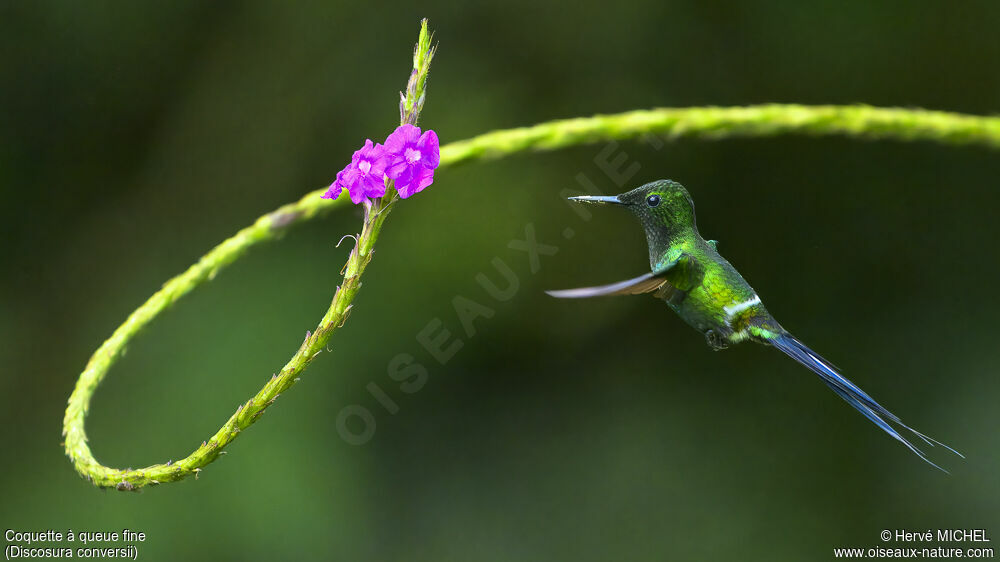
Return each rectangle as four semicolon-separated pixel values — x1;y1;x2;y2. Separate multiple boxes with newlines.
724;295;761;318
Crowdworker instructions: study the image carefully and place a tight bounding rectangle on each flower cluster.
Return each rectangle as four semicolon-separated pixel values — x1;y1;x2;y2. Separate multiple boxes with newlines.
322;124;439;204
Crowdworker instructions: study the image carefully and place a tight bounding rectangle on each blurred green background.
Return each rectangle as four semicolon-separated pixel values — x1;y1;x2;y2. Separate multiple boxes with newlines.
2;1;999;560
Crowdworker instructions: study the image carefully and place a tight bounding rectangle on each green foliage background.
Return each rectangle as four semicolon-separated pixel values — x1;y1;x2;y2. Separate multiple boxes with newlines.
2;1;998;560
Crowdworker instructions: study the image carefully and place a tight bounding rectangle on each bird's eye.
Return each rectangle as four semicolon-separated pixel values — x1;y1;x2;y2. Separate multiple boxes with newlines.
646;194;661;207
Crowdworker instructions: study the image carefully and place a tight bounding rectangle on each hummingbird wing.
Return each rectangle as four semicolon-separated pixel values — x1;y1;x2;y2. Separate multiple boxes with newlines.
546;261;680;298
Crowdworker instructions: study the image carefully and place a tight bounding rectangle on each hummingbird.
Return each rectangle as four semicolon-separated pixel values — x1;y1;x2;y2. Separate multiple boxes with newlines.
548;179;961;470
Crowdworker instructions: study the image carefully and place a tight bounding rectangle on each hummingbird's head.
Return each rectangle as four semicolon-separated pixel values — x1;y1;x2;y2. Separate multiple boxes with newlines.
569;179;697;231
568;179;698;267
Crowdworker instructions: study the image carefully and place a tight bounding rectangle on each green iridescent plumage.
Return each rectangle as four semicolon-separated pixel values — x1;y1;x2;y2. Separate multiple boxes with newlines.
549;179;961;470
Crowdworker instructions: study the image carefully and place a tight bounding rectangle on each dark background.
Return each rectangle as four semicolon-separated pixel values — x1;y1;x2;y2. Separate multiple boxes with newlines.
2;1;998;560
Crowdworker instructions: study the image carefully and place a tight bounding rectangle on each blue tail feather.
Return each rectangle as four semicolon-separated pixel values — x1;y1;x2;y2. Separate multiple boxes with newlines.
771;333;962;471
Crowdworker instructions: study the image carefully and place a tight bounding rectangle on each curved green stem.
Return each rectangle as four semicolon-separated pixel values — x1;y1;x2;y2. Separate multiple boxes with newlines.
63;100;1000;489
63;18;432;491
439;104;1000;164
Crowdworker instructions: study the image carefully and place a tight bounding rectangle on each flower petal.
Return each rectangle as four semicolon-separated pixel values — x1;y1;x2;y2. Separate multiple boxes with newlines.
347;182;367;204
352;139;375;164
363;174;387;198
364;141;387;161
368;154;389;177
412;166;435;192
341;167;361;187
397;166;434;198
384;124;420;154
393;168;414;198
417;130;440;168
389;166;413;193
321;181;342;200
385;156;410;180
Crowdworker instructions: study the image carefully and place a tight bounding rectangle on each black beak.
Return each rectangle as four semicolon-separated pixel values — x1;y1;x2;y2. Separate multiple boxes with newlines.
567;195;622;205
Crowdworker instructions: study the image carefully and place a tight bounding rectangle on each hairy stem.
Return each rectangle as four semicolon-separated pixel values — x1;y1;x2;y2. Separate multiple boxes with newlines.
63;99;1000;489
63;19;432;491
440;104;1000;164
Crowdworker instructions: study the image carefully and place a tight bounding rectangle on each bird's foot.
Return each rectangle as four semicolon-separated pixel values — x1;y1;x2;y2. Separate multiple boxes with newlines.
704;329;730;351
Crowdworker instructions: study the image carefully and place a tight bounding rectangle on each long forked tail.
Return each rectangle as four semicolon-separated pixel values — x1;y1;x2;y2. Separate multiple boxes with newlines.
770;333;963;471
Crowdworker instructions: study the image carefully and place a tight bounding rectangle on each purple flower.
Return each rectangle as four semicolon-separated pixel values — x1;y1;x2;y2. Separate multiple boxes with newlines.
322;126;440;205
321;139;389;204
383;124;440;198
